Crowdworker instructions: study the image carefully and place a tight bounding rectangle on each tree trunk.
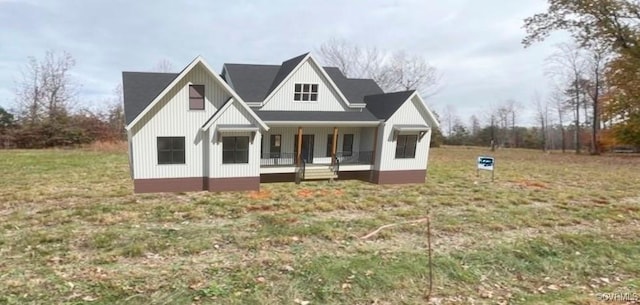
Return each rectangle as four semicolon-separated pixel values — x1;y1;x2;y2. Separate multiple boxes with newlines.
592;72;601;155
575;87;581;154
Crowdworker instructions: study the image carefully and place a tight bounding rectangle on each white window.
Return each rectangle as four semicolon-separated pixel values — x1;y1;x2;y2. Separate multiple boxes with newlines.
294;83;318;101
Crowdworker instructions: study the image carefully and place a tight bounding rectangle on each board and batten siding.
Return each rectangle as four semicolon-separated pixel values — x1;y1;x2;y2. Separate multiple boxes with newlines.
208;102;262;178
260;60;349;111
261;127;363;164
375;96;432;171
130;63;231;179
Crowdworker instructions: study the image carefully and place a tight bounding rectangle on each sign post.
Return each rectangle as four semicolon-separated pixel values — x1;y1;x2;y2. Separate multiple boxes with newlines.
477;156;495;181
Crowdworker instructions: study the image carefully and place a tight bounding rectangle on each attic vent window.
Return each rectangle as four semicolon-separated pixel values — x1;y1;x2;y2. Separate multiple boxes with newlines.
294;83;318;101
189;85;205;110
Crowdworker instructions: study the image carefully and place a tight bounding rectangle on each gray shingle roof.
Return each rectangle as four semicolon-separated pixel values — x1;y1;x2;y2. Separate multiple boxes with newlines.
363;90;416;120
121;54;415;126
254;110;379;122
122;72;178;124
265;53;309;97
223;64;280;103
222;62;384;106
323;67;384;104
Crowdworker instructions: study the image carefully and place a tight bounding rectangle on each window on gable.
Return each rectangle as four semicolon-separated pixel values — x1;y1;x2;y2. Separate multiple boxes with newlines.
395;135;417;159
294;83;318;101
189;85;205;110
222;136;249;164
157;137;185;164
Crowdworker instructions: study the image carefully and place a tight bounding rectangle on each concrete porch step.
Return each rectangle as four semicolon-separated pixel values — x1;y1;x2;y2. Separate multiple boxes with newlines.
303;166;337;180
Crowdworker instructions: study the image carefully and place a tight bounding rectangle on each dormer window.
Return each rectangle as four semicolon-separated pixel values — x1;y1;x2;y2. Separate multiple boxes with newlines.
294;83;318;101
189;85;205;110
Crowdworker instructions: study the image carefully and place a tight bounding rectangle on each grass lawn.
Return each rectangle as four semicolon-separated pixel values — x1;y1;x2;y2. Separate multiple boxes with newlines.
1;146;639;304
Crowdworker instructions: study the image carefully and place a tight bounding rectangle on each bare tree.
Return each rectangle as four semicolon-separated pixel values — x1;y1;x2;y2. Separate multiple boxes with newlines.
152;59;175;73
15;57;43;125
469;115;481;138
441;104;458;137
534;92;551;151
584;44;610;154
549;88;567;153
545;43;587;153
14;50;76;124
316;38;441;96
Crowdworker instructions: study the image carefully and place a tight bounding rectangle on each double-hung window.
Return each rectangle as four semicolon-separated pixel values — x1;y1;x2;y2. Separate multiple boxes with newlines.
395;135;417;159
157;137;185;164
222;136;249;164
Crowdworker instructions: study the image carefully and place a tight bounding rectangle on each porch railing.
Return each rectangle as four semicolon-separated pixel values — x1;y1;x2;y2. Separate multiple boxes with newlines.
336;151;373;165
260;151;373;167
260;152;296;166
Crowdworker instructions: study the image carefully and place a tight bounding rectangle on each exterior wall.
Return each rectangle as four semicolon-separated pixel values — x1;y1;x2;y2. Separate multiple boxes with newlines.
372;170;426;184
260;60;349;111
359;127;375;152
376;96;432;172
208;103;262;179
261;126;362;164
130;63;231;180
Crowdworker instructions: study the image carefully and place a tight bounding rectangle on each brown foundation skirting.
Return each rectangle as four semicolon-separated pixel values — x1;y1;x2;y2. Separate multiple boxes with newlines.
134;177;204;193
208;177;260;192
260;173;296;183
338;170;372;182
372;170;426;184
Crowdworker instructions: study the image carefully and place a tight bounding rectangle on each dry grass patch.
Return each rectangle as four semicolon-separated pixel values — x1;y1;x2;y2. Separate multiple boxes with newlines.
1;147;639;304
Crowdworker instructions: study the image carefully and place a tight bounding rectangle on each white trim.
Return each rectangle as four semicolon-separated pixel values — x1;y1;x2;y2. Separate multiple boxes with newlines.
259;164;372;174
217;125;259;132
410;92;440;128
264;121;381;127
259;54;358;109
126;56;268;131
260;166;297;174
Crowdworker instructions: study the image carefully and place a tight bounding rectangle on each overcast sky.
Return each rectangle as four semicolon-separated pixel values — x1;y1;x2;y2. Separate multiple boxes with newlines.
0;0;566;126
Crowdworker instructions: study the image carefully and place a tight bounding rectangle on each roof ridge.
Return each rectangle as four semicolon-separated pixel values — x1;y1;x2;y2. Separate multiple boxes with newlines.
122;71;179;75
224;63;281;67
365;90;415;98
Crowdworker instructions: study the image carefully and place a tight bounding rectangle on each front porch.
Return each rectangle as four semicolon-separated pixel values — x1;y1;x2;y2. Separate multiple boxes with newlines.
258;125;379;175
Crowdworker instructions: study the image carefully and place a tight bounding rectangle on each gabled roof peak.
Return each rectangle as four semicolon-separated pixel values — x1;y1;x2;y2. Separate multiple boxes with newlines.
265;53;311;97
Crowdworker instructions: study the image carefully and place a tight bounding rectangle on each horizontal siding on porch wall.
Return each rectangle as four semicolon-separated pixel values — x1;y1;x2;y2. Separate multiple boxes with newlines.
130;63;231;179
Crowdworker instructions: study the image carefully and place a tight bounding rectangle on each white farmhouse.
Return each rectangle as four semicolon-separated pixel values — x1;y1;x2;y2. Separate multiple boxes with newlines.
122;53;439;192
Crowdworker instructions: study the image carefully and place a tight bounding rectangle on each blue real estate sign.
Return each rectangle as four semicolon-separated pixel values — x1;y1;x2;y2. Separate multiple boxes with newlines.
477;156;495;171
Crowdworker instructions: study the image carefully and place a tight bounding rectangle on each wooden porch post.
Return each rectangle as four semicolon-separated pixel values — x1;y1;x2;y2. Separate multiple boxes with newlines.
331;127;338;166
297;127;303;166
371;126;379;165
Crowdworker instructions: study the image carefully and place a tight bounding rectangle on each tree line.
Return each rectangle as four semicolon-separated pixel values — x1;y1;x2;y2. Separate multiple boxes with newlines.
523;0;640;153
0;51;150;148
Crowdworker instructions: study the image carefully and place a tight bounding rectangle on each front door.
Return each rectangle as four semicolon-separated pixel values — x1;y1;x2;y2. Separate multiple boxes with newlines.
294;134;315;163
